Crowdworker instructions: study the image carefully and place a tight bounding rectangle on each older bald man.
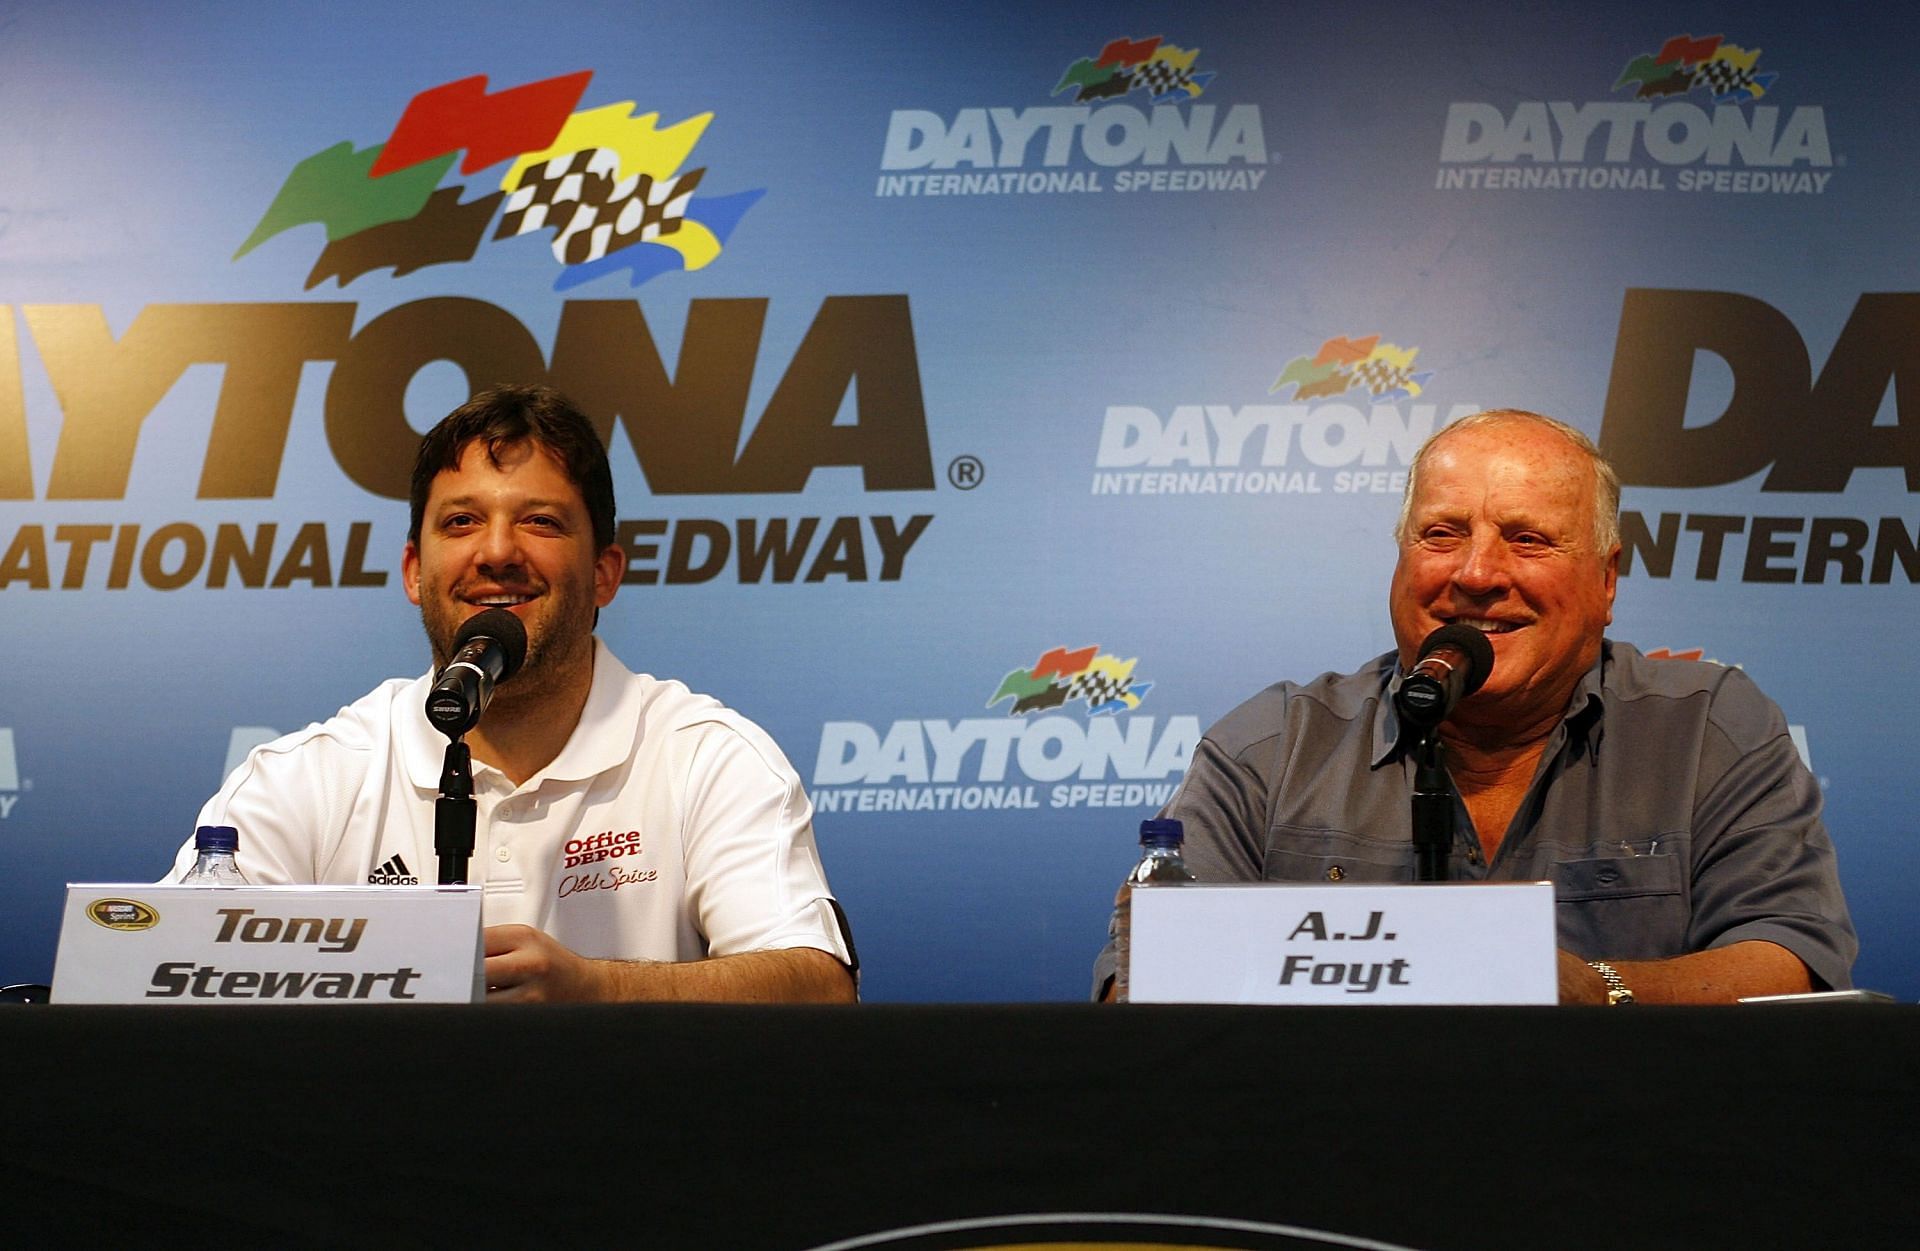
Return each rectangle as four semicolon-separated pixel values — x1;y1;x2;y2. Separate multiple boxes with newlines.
1097;409;1854;1004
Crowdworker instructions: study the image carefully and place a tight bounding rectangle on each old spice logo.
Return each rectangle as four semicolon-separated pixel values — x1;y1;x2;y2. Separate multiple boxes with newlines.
558;831;659;900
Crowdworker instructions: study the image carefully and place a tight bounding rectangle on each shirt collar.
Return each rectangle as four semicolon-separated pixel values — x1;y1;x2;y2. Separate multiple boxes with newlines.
400;637;640;791
1368;640;1610;768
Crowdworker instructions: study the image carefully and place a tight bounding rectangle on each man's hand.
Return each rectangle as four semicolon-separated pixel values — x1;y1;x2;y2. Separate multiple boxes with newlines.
1556;940;1815;1005
485;924;613;1002
483;924;856;1004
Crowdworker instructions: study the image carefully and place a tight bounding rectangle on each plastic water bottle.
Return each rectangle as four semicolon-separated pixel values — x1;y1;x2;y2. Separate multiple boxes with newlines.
180;825;248;885
1110;817;1195;1002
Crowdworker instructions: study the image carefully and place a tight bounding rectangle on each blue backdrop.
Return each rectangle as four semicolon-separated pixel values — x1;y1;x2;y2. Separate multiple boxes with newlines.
3;2;1913;1001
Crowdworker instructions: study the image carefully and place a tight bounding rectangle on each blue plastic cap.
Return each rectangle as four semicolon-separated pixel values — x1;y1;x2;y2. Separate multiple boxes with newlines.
194;825;239;853
1139;818;1184;846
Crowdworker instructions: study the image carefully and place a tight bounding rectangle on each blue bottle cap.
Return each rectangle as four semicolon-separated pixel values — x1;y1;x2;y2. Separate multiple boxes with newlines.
1138;817;1184;846
194;825;239;853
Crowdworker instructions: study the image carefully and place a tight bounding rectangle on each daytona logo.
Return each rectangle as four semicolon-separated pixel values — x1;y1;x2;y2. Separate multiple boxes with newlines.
877;34;1267;198
1093;403;1474;495
812;714;1198;812
1437;34;1834;195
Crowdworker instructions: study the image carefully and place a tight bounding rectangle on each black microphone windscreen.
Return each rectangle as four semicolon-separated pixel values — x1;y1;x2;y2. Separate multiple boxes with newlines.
1421;623;1495;696
455;608;529;680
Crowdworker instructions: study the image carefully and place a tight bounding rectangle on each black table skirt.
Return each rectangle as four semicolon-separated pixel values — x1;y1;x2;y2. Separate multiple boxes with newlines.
5;1003;1915;1249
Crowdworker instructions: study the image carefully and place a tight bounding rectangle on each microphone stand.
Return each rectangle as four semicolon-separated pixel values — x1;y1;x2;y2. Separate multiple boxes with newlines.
435;738;476;885
1410;728;1452;882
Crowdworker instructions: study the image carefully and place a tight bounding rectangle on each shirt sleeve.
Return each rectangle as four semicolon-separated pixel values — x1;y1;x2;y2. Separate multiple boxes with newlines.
675;717;854;968
163;730;360;887
1687;667;1858;989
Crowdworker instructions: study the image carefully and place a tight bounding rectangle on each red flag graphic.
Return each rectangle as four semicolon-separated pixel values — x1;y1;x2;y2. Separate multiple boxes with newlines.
370;70;592;177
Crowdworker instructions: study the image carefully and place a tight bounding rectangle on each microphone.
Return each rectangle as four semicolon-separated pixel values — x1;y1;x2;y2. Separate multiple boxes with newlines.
1394;623;1495;732
425;608;529;738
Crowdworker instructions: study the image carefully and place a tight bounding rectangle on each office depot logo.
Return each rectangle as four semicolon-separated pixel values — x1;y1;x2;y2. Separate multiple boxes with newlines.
238;70;764;289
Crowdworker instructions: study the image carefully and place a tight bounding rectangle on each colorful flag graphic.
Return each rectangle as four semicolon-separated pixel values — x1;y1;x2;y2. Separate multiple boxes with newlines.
238;71;761;289
1614;34;1778;103
989;646;1154;717
1052;35;1216;103
1269;335;1433;403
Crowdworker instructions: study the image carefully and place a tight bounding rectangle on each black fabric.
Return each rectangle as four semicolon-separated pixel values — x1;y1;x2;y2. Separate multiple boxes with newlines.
4;1004;1914;1249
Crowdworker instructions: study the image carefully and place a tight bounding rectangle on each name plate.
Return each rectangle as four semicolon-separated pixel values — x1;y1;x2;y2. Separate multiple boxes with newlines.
1129;882;1557;1005
51;884;485;1005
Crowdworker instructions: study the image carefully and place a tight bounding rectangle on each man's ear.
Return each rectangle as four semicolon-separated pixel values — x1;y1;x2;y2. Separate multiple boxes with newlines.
403;541;422;606
593;543;627;607
1602;543;1620;625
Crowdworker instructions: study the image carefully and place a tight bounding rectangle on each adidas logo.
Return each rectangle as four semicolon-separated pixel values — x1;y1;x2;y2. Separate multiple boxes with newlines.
367;854;420;886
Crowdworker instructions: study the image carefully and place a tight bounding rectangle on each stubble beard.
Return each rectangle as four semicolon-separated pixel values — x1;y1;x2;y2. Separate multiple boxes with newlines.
419;578;598;710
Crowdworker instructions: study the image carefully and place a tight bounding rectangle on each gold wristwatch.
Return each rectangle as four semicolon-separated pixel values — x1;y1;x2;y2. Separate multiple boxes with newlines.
1587;960;1636;1005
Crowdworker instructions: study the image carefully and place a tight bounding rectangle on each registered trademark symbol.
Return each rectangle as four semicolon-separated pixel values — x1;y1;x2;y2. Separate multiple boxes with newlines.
1269;151;1283;163
948;455;984;490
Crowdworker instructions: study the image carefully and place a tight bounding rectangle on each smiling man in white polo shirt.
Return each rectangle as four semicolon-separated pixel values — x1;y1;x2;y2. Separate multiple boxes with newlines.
171;384;856;1003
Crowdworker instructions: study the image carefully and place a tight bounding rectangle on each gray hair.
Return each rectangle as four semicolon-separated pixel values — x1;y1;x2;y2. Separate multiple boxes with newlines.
1394;409;1621;552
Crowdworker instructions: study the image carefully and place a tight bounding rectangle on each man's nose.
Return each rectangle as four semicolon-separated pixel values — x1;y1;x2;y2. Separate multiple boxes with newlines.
1450;529;1511;595
474;518;524;569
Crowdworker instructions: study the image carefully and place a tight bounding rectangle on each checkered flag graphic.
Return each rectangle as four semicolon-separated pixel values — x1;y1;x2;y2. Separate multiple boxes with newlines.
1350;357;1414;397
497;149;619;239
1068;670;1131;707
1693;60;1757;98
497;148;706;265
1132;60;1193;97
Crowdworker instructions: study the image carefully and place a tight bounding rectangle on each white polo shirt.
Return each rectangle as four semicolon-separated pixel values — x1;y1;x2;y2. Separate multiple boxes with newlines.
173;639;852;966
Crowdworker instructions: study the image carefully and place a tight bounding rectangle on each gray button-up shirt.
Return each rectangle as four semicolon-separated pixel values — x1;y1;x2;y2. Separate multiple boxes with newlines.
1094;640;1856;996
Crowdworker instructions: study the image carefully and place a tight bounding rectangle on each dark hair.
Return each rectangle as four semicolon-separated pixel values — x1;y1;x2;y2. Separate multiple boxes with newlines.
408;384;617;550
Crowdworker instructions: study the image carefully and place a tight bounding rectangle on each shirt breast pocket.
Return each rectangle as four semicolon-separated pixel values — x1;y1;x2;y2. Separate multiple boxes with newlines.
1552;852;1687;958
1262;827;1414;884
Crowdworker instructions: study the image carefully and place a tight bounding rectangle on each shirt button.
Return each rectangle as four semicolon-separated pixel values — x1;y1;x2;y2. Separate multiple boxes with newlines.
495;846;512;863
